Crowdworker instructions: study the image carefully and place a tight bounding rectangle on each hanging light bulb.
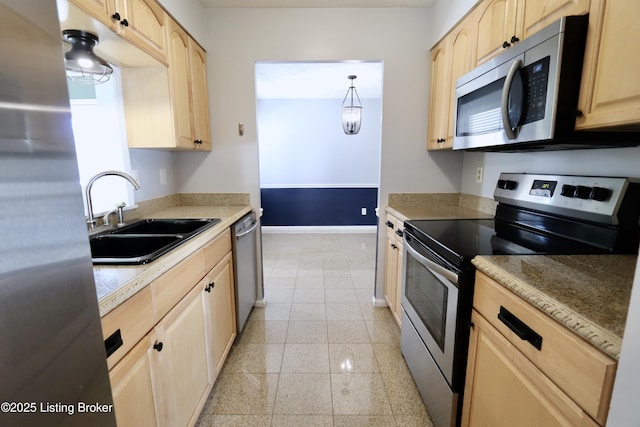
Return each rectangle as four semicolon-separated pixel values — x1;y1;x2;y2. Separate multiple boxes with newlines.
341;75;362;135
62;30;113;85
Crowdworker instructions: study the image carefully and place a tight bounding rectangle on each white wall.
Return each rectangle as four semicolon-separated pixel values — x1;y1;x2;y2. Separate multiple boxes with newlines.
258;98;381;188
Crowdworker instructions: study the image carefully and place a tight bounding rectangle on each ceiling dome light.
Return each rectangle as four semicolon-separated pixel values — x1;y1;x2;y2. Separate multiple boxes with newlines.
62;30;113;85
341;75;362;135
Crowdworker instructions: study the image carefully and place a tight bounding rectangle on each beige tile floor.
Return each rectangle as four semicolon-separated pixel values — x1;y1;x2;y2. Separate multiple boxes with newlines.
196;232;433;427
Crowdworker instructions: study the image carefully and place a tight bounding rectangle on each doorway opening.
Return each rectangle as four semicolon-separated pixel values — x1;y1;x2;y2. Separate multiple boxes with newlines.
255;61;383;231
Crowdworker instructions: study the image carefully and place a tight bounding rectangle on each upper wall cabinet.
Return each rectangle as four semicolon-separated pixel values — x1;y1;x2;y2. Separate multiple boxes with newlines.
474;0;520;66
167;21;211;151
427;40;451;150
576;0;640;130
521;0;590;39
427;16;477;150
70;0;168;64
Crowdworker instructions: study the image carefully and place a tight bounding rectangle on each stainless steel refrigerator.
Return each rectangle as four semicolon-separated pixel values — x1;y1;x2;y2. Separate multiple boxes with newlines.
0;1;115;425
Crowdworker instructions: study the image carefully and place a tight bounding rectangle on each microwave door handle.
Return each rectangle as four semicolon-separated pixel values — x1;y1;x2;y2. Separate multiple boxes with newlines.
501;59;523;140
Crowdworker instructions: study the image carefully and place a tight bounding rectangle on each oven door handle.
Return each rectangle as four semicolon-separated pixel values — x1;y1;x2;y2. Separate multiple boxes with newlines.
404;236;459;284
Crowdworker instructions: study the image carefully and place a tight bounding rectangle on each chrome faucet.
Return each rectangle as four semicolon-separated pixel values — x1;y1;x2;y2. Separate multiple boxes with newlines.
85;170;141;228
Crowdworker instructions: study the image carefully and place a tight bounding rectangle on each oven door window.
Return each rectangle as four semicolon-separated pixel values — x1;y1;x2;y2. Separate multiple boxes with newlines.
405;254;449;351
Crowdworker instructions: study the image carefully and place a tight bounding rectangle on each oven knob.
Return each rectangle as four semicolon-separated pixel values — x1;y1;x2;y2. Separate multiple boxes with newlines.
560;185;576;197
590;186;612;201
575;185;593;199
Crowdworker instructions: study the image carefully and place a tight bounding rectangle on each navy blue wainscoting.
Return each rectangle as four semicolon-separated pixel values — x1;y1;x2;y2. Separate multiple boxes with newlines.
261;187;378;226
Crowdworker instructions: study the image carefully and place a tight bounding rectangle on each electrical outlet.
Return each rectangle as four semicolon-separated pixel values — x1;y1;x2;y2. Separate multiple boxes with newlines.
159;168;167;185
361;207;367;216
476;167;483;183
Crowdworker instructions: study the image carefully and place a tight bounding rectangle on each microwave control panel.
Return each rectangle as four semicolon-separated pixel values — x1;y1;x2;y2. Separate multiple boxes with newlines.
521;56;550;125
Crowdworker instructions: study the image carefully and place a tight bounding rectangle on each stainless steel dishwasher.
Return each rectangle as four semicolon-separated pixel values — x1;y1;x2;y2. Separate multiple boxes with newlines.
232;211;260;333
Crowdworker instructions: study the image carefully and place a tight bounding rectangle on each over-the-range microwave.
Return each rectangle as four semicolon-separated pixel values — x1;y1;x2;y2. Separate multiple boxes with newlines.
452;14;639;152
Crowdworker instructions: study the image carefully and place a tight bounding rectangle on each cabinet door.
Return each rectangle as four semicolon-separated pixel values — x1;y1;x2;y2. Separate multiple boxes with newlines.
153;283;210;427
427;40;451;150
117;0;168;64
167;20;196;149
189;40;211;151
203;252;237;380
475;0;520;65
383;229;399;313
521;0;589;39
69;0;116;28
576;0;640;129
109;331;158;427
446;20;477;145
462;310;596;427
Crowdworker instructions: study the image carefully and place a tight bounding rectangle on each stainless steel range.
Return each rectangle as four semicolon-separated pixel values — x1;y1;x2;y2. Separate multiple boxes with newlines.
400;173;640;427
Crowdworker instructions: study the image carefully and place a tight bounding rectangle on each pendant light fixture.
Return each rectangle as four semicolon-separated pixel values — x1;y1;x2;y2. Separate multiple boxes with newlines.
341;75;362;135
62;30;113;85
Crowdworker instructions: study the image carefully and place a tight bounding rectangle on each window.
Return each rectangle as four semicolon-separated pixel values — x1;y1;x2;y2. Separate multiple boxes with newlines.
68;65;136;217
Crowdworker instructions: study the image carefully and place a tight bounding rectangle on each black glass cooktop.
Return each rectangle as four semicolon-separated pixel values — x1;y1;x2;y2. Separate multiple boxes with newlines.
404;218;606;268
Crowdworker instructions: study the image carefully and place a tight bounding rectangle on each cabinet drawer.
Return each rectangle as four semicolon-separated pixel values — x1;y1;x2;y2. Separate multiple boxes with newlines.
473;272;616;424
102;286;155;370
152;249;206;320
204;228;232;271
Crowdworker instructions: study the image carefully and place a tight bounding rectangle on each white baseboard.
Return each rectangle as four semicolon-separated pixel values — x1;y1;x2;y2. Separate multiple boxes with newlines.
262;225;377;234
372;296;388;308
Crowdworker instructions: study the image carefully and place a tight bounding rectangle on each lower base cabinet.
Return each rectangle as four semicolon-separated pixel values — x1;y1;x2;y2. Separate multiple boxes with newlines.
462;310;597;427
109;332;157;427
154;283;210;427
105;230;237;427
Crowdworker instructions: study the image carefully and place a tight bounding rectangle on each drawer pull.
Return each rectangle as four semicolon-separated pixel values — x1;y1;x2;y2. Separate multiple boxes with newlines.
395;229;404;238
385;220;394;229
104;329;123;358
153;342;164;352
498;306;543;351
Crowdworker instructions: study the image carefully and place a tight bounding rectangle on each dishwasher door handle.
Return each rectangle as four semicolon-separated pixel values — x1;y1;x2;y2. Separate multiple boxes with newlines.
236;220;258;238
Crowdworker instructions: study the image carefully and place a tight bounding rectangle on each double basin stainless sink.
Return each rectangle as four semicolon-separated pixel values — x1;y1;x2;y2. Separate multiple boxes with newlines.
90;218;221;265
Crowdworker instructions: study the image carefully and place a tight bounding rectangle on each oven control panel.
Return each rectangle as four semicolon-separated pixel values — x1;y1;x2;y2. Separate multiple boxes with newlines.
493;173;638;224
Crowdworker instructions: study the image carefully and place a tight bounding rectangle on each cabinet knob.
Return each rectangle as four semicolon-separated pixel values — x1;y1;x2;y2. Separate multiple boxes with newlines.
121;18;129;27
205;282;215;292
391;243;397;250
153;342;163;352
510;35;520;44
502;41;511;49
111;12;121;21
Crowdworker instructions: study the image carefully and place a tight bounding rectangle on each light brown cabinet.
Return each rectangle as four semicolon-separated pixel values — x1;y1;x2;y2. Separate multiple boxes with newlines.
167;21;211;151
109;331;158;427
427;40;451;150
463;310;598;427
427;18;477;150
521;0;590;39
104;228;236;427
383;213;404;326
462;271;616;426
576;0;640;130
70;0;168;64
153;283;210;427
474;0;520;66
203;252;236;379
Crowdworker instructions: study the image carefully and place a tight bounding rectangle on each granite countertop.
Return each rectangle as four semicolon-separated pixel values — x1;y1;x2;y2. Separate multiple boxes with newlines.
473;254;637;360
94;204;251;317
385;193;496;222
